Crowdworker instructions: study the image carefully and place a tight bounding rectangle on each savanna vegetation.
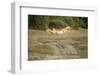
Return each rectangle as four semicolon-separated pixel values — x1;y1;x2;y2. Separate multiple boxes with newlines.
28;15;88;61
28;15;88;30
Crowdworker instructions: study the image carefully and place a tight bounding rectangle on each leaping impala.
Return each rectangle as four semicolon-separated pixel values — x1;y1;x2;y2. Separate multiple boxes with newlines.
46;26;71;34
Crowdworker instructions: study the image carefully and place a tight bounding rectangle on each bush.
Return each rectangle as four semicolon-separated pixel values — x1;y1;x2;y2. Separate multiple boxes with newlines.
28;15;88;30
48;20;68;29
28;15;49;30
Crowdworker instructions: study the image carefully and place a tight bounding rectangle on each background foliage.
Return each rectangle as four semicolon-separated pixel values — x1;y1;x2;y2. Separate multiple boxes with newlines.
28;15;88;30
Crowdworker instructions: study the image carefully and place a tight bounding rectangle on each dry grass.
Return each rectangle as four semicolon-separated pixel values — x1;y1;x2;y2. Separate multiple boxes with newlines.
28;29;88;61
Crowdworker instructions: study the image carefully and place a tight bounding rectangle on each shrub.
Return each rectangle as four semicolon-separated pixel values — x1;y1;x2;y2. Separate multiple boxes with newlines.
28;15;88;30
28;15;49;30
48;20;68;29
